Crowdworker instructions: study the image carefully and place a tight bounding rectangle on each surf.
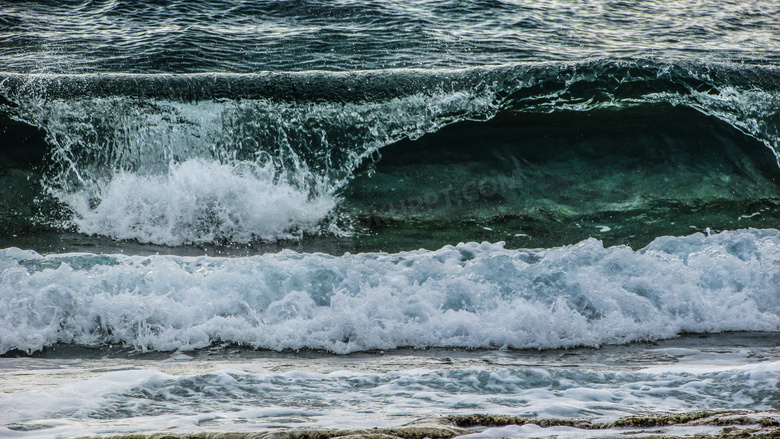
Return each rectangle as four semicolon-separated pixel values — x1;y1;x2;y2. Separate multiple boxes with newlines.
0;59;779;249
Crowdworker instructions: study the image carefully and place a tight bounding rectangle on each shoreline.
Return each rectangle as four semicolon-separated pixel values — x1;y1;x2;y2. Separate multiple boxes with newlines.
67;411;780;439
3;332;778;439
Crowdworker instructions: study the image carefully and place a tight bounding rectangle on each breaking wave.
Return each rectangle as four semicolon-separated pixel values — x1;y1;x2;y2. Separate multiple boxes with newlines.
1;229;778;354
0;59;779;245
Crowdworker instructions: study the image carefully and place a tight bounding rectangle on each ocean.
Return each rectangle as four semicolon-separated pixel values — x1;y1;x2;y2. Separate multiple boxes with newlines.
0;1;779;438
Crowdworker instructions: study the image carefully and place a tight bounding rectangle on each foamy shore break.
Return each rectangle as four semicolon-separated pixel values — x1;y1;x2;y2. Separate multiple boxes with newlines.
3;229;779;355
71;411;780;439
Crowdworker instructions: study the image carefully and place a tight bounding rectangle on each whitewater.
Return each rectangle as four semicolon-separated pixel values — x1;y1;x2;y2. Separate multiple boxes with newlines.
1;229;779;355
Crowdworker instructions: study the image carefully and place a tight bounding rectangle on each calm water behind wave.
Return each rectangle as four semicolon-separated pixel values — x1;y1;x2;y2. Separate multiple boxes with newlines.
1;0;779;73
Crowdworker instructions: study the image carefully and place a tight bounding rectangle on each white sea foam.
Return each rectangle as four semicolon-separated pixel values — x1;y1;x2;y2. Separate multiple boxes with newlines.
0;229;778;354
1;361;778;437
57;159;337;245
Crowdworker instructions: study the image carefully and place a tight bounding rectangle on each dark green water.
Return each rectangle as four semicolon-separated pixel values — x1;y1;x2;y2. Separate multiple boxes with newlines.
2;87;778;254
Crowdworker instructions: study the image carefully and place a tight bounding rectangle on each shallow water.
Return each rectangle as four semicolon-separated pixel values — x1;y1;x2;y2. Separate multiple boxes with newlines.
2;333;779;437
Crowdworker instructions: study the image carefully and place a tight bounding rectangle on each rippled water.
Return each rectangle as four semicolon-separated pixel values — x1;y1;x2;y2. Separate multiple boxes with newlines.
2;0;779;73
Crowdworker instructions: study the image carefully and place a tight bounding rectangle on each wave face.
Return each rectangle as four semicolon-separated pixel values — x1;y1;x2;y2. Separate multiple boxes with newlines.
1;229;778;354
1;60;779;248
